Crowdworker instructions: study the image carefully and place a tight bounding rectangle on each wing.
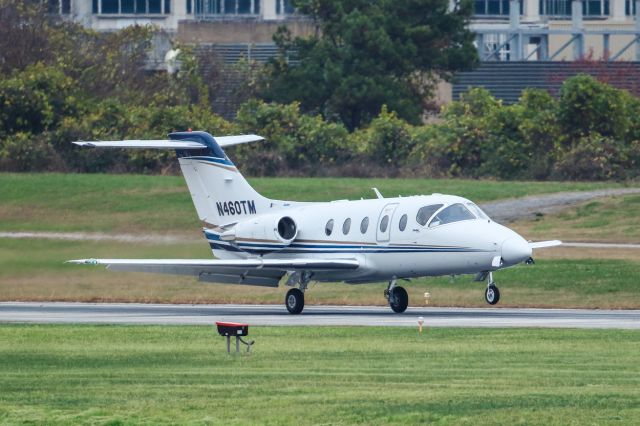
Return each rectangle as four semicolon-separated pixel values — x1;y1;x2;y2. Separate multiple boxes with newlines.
528;240;562;249
67;257;359;288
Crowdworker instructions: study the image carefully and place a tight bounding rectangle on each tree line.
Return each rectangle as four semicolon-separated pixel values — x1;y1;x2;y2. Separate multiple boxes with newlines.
0;0;638;180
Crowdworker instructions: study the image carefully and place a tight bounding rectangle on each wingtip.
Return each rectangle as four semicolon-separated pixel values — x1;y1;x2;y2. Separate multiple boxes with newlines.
72;141;96;148
66;258;99;265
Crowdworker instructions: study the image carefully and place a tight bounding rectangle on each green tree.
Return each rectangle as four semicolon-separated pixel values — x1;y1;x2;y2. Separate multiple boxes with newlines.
558;74;630;145
261;0;477;130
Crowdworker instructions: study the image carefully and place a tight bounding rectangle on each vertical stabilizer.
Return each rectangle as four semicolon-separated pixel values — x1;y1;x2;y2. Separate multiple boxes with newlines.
170;131;272;227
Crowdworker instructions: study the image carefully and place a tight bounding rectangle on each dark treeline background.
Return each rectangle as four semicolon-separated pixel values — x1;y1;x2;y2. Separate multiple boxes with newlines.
0;0;639;180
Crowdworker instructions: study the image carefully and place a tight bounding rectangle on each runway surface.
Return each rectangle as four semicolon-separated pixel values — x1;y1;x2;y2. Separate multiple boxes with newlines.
0;302;638;329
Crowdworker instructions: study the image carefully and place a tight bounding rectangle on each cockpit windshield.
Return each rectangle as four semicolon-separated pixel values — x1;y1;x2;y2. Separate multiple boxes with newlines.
428;203;476;227
466;202;490;220
416;204;444;226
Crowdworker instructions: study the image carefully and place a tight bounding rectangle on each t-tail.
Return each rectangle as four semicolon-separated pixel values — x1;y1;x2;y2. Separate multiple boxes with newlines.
73;131;275;228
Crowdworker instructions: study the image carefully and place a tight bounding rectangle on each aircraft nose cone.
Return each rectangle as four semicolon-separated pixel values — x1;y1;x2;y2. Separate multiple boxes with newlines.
501;237;532;265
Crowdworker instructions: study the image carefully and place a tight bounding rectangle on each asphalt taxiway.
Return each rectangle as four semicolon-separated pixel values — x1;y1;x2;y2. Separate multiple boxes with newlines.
0;302;638;329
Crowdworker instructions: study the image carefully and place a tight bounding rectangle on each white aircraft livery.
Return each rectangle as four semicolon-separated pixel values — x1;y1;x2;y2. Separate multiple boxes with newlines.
69;131;561;314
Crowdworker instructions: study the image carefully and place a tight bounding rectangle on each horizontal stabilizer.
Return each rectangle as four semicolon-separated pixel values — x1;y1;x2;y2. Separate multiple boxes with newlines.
72;134;264;150
214;135;264;147
72;140;206;149
528;240;562;249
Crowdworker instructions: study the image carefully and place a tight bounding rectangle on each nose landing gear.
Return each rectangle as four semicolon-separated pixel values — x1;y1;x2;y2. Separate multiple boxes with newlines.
484;272;500;305
385;278;409;313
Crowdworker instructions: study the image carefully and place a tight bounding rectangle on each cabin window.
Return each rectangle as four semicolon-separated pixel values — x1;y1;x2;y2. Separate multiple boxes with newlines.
342;218;351;235
325;219;334;236
428;203;476;228
380;215;389;233
360;217;369;234
416;204;443;226
399;214;408;231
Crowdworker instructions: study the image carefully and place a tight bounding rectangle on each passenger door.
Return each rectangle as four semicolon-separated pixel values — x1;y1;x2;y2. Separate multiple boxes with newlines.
376;203;399;243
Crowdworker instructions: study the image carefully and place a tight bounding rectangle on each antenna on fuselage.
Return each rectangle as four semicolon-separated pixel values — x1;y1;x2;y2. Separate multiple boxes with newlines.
372;188;384;199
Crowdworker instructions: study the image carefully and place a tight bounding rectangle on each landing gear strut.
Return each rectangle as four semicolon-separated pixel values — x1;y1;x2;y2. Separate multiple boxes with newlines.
385;278;408;313
484;272;500;305
285;271;311;314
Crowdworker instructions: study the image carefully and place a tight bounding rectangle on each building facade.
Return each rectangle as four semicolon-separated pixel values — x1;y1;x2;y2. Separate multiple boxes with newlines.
50;0;639;61
471;0;640;61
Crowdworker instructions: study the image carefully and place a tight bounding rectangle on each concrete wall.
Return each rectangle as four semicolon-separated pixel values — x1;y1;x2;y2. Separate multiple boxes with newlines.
548;21;638;61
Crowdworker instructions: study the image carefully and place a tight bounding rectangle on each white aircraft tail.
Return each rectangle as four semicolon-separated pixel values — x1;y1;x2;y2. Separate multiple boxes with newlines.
73;131;275;227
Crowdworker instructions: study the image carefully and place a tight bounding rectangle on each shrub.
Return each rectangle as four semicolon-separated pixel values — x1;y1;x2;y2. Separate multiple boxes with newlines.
0;63;77;137
558;74;630;144
234;100;350;175
553;134;628;180
350;106;415;174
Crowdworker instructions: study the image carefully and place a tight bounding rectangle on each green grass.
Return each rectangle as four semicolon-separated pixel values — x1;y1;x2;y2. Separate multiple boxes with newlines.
0;173;628;233
512;194;640;243
2;238;639;308
0;325;638;425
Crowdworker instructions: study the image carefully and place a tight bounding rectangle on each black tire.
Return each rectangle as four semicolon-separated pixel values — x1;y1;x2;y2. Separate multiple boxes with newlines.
389;286;409;313
285;288;305;314
485;285;500;305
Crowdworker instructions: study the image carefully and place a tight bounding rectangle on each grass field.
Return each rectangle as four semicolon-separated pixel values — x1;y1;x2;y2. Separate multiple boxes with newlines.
0;173;628;233
0;325;638;425
511;194;640;243
2;173;639;308
2;238;639;308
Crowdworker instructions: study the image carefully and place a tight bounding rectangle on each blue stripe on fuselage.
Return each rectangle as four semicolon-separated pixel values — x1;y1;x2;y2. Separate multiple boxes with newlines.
184;156;235;166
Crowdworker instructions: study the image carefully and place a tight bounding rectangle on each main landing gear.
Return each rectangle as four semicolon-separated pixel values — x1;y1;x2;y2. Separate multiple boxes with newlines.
285;271;311;314
385;278;408;313
484;271;500;305
285;288;304;314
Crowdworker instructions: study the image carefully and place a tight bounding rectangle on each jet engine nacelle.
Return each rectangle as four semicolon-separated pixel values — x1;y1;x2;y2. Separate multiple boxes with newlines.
221;214;298;247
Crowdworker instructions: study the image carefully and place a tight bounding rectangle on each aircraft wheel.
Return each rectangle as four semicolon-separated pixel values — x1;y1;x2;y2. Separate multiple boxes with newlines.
285;288;305;314
389;286;408;313
485;284;500;305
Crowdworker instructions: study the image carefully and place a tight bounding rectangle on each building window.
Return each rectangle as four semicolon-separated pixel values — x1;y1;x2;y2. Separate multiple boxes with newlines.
276;0;295;14
584;0;609;15
48;0;71;14
195;0;260;15
93;0;171;14
537;0;607;17
474;0;512;16
626;0;637;14
187;0;192;13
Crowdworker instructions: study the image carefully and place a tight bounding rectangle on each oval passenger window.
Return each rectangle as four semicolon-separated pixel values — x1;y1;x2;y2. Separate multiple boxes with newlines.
399;214;407;231
360;217;369;234
342;218;351;235
380;215;389;233
325;219;334;236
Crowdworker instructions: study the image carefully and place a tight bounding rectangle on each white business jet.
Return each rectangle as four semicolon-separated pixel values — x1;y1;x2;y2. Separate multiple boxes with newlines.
69;131;561;314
